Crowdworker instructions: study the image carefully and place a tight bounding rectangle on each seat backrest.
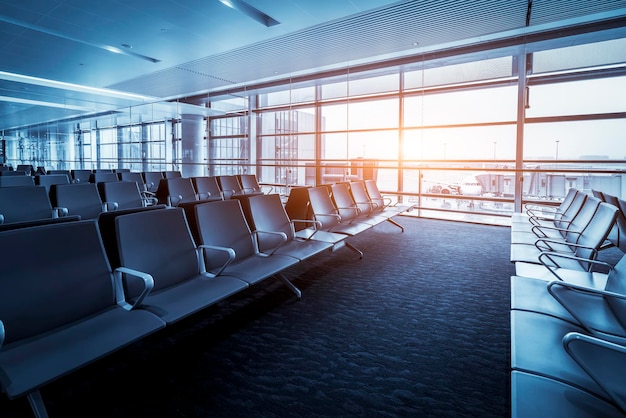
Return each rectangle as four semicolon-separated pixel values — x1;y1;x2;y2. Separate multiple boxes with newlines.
142;171;164;192
0;220;114;344
97;205;167;270
364;179;386;211
532;187;578;219
217;175;243;198
191;176;223;201
603;194;626;232
591;189;606;201
307;186;340;230
119;172;147;189
238;174;262;193
247;193;296;241
573;201;618;262
48;169;72;180
331;182;361;222
0;186;55;223
71;169;92;184
0;216;80;232
284;186;313;231
35;173;70;194
0;175;35;187
556;188;580;214
194;200;256;265
51;183;105;220
163;170;182;179
116;207;199;293
90;172;119;183
16;164;34;175
157;177;198;206
553;191;587;230
562;196;602;243
98;181;145;210
350;180;376;215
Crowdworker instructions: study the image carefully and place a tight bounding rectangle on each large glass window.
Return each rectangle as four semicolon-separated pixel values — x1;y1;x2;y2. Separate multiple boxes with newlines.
404;86;517;127
3;26;625;226
526;76;626;117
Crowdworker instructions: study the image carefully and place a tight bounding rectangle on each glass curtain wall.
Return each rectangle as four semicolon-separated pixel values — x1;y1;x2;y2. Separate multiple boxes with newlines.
2;30;624;226
3;106;176;173
207;34;626;225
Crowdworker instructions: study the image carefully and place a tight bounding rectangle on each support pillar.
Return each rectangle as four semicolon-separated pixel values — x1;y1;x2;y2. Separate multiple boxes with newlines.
181;114;205;178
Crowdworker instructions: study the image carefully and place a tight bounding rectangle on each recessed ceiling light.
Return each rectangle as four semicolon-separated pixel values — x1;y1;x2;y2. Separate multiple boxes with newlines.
412;42;419;46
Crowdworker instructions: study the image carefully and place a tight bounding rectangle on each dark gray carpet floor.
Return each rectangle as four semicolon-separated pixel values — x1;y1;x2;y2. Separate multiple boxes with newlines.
4;217;519;417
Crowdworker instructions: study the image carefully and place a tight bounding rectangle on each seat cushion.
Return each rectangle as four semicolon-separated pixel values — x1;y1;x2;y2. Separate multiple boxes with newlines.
0;306;164;399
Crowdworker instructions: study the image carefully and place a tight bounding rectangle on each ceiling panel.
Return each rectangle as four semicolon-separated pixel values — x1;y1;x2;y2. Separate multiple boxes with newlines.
0;0;625;131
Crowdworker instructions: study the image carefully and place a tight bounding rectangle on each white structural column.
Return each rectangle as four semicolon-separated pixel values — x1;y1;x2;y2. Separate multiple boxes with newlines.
181;114;205;178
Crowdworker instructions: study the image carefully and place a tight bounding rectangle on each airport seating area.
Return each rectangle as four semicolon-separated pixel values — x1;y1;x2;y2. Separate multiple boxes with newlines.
9;167;626;417
509;188;626;417
0;169;415;417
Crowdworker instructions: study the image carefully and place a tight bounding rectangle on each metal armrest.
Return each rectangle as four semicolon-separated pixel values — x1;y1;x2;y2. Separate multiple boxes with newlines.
143;196;159;206
526;204;562;215
538;251;613;280
291;219;322;239
103;201;119;212
529;214;571;226
563;332;626;412
198;244;236;277
354;200;376;212
168;194;183;207
313;213;341;222
142;188;156;196
534;237;576;253
548;280;626;337
530;224;570;238
335;206;361;222
0;319;4;350
536;240;597;258
113;266;155;311
378;194;394;207
53;206;69;218
291;219;321;229
253;230;288;255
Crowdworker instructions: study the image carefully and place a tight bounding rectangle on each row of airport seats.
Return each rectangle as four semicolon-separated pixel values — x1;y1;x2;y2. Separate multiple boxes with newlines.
283;180;414;258
508;188;626;417
0;181;158;226
0;178;411;417
0;168;269;201
153;174;267;206
0;168;178;189
0;171;271;225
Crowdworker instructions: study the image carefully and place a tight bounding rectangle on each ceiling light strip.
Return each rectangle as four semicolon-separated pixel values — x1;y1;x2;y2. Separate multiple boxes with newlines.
0;71;160;102
0;95;95;111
